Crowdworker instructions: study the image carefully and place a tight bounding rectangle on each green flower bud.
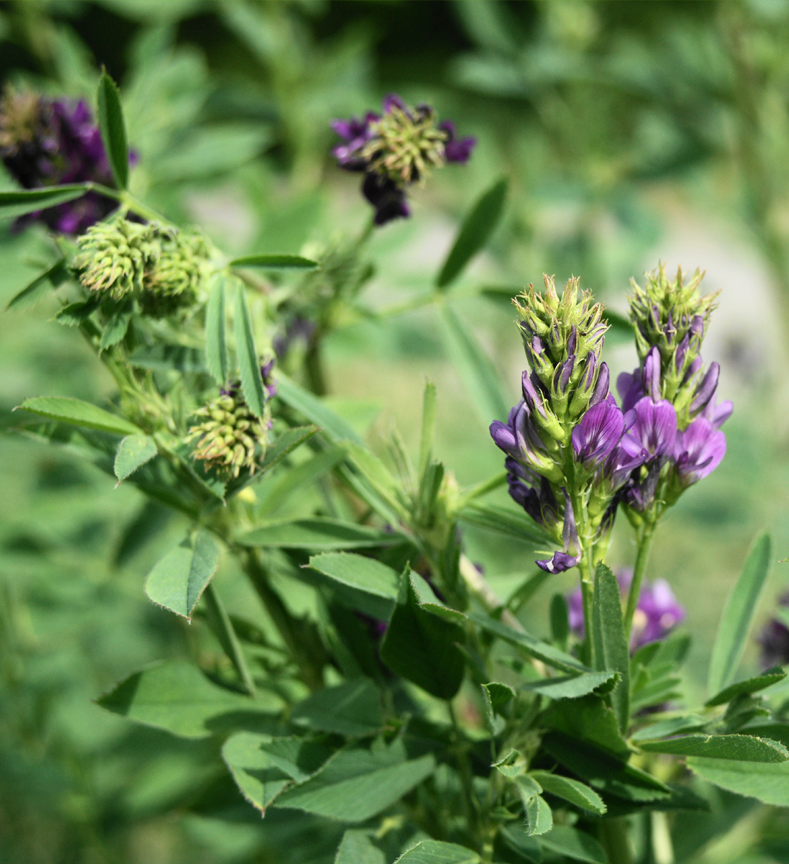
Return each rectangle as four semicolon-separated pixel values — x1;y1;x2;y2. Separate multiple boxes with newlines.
187;392;271;478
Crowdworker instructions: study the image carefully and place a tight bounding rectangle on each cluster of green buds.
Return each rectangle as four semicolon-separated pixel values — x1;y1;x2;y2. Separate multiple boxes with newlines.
74;218;210;315
514;275;610;443
626;264;719;427
186;385;272;479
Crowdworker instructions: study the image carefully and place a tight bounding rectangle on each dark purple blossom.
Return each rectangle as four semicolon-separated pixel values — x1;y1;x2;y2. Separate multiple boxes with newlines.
331;93;475;226
0;90;130;234
439;120;477;163
672;417;726;488
567;571;686;650
537;492;581;573
572;401;626;469
757;592;789;669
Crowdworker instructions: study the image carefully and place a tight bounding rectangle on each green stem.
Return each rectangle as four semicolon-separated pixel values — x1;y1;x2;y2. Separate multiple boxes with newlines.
203;583;256;696
304;330;328;396
242;550;323;691
600;818;634;864
624;522;656;639
119;189;169;224
448;701;479;848
457;471;508;508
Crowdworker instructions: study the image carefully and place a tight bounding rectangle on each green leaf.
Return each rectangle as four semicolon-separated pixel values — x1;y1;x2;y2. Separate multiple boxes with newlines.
274;739;435;822
542;732;672;803
222;732;292;813
539;826;608;864
96;661;275;738
436;177;507;289
706;668;787;707
500;826;543;862
543;695;630;759
144;531;221;619
395;841;480;863
238;518;402;550
708;532;773;696
521;670;619;701
529;771;606;816
381;572;465;700
99;300;132;350
465;611;588;674
306;552;400;620
6;259;69;310
291;678;384;737
419;380;437;477
114;434;157;482
687;757;789;807
230;254;319;270
459;501;551;546
630;715;708;742
0;185;88;220
16;396;142;436
482;682;516;730
127;343;206;373
257;448;346;516
592;564;630;733
525;795;553;836
277;374;362;444
233;285;267;417
335;830;386;864
223;732;331;814
55;296;101;326
438;303;510;426
639;734;789;762
97;70;129;189
205;273;229;385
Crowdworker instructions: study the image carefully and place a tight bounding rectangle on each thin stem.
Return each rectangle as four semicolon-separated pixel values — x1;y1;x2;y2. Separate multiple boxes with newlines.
203;583;256;696
457;471;508;509
119;189;169;224
600;818;634;864
624;522;656;639
448;701;479;848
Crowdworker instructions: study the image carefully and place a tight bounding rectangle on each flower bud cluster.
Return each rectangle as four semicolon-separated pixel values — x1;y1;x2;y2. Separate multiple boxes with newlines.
617;265;731;514
0;86;121;234
491;277;638;573
187;364;276;479
74;218;210;314
332;94;475;226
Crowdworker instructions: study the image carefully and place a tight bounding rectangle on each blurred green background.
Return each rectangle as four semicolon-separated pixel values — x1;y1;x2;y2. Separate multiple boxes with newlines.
3;1;789;861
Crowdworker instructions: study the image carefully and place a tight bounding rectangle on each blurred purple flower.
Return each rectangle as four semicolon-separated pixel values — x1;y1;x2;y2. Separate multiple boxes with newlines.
566;571;686;651
0;89;132;234
331;93;475;226
757;591;789;669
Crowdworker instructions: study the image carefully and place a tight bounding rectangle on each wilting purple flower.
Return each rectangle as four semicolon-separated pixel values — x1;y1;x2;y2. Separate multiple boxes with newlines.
757;592;789;669
672;417;726;488
362;172;410;225
625;397;677;458
439;120;477;163
331;93;475;226
572;401;626;469
566;571;685;650
0;89;131;234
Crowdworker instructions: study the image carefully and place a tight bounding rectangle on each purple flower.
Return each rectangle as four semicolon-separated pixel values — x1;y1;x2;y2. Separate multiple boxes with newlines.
439;120;477;163
0;90;131;234
757;592;789;669
537;492;581;573
362;172;410;225
689;361;720;415
331;93;474;226
566;571;686;650
571;401;626;469
617;369;645;414
625;396;677;459
672;417;726;488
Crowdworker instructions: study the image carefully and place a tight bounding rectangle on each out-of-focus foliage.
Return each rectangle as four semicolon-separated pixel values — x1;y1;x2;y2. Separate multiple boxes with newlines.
4;2;789;863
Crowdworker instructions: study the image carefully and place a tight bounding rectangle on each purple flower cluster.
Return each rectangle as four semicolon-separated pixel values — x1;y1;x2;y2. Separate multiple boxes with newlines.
567;571;686;651
331;94;475;225
0;88;124;234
